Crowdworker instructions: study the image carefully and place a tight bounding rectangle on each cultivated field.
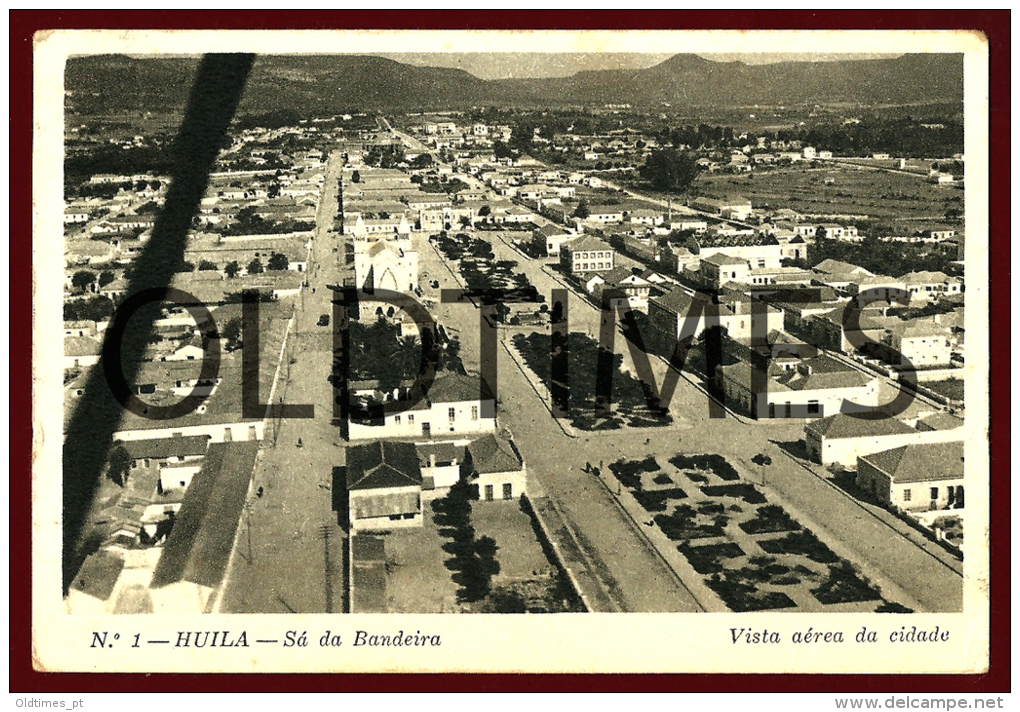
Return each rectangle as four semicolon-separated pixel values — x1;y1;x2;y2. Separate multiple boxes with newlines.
694;164;962;227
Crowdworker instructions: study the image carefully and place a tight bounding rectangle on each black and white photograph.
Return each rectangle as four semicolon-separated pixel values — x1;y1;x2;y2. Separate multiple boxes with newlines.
33;28;991;675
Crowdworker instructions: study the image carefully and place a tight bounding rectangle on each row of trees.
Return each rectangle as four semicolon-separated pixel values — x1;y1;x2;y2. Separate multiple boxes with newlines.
785;118;964;159
433;480;501;604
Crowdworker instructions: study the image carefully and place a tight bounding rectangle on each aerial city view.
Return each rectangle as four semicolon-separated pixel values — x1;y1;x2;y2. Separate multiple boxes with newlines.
60;51;970;618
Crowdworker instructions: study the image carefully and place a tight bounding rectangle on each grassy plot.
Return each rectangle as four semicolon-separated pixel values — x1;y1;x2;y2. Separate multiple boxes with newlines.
695;165;957;224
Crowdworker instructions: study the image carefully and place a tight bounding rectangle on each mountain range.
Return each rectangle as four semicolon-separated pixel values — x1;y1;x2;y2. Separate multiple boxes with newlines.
65;53;964;116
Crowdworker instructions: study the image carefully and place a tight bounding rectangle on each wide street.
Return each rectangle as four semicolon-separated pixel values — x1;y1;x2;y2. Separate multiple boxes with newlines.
218;151;347;614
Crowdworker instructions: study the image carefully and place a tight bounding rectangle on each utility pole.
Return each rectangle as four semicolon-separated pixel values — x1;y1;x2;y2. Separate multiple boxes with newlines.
246;500;254;565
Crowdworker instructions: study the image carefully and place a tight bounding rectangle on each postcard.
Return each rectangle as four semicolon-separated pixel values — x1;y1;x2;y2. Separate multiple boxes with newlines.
33;28;990;674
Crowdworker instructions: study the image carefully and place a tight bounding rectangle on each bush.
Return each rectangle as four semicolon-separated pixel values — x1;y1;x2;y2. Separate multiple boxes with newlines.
875;601;914;613
669;453;740;481
608;457;659;490
706;574;797;612
679;542;745;574
758;529;839;564
811;560;882;605
632;488;688;512
701;484;767;505
739;504;800;535
654;505;727;541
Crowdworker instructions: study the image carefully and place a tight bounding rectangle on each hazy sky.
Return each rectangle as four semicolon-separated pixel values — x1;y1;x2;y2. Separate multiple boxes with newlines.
375;52;902;80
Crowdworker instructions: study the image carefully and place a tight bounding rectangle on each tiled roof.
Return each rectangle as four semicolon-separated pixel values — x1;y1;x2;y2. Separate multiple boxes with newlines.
859;441;964;484
65;335;103;358
119;435;211;462
650;288;700;315
813;259;872;276
778;368;872;392
568;235;613;253
426;373;490;405
916;412;965;431
702;252;747;267
806;413;915;440
468;433;523;474
346;440;422;491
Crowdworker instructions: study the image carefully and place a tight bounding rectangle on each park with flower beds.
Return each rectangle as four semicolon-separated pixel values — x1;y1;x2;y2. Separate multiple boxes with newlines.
607;453;913;613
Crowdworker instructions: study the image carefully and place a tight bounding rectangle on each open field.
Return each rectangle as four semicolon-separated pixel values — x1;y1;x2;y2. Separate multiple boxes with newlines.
694;165;962;227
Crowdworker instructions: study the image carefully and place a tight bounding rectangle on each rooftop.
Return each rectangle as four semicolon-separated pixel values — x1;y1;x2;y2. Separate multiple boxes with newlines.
467;433;523;475
425;372;491;405
917;411;965;431
346;440;423;491
702;252;748;267
69;550;124;602
859;441;964;484
119;435;211;462
149;441;259;589
806;413;916;440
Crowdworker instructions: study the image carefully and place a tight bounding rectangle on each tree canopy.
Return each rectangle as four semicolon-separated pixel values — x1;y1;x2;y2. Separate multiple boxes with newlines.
267;252;289;271
639;148;700;194
71;271;96;292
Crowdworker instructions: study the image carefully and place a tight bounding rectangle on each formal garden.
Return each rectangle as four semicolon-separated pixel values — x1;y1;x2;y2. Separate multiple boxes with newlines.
430;232;543;308
606;453;911;613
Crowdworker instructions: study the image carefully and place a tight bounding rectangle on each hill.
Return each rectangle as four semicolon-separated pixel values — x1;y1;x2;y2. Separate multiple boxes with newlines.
65;53;964;116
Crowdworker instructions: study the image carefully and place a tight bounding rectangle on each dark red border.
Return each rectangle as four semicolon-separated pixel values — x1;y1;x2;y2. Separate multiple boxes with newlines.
12;10;1009;694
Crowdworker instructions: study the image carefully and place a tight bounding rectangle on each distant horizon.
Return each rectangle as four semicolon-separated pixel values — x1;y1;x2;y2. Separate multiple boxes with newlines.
120;51;906;81
374;52;904;80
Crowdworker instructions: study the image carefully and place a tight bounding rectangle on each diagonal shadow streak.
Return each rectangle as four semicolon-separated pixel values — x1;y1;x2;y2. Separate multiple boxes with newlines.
61;54;254;593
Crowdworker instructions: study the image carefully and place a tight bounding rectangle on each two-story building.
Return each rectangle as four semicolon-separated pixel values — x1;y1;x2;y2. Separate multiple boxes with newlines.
559;236;615;276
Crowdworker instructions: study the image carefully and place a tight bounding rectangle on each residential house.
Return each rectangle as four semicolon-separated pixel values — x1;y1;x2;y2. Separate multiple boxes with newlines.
849;275;909;304
588;267;653;313
804;412;965;467
147;441;260;612
346;440;424;531
691;195;753;221
901;271;964;302
532;223;577;257
818;224;862;242
856;442;964;512
583;206;626;225
811;259;874;293
699;253;752;289
881;321;953;369
347;373;497;441
65;335;103;370
718;355;879;420
463;432;527;502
